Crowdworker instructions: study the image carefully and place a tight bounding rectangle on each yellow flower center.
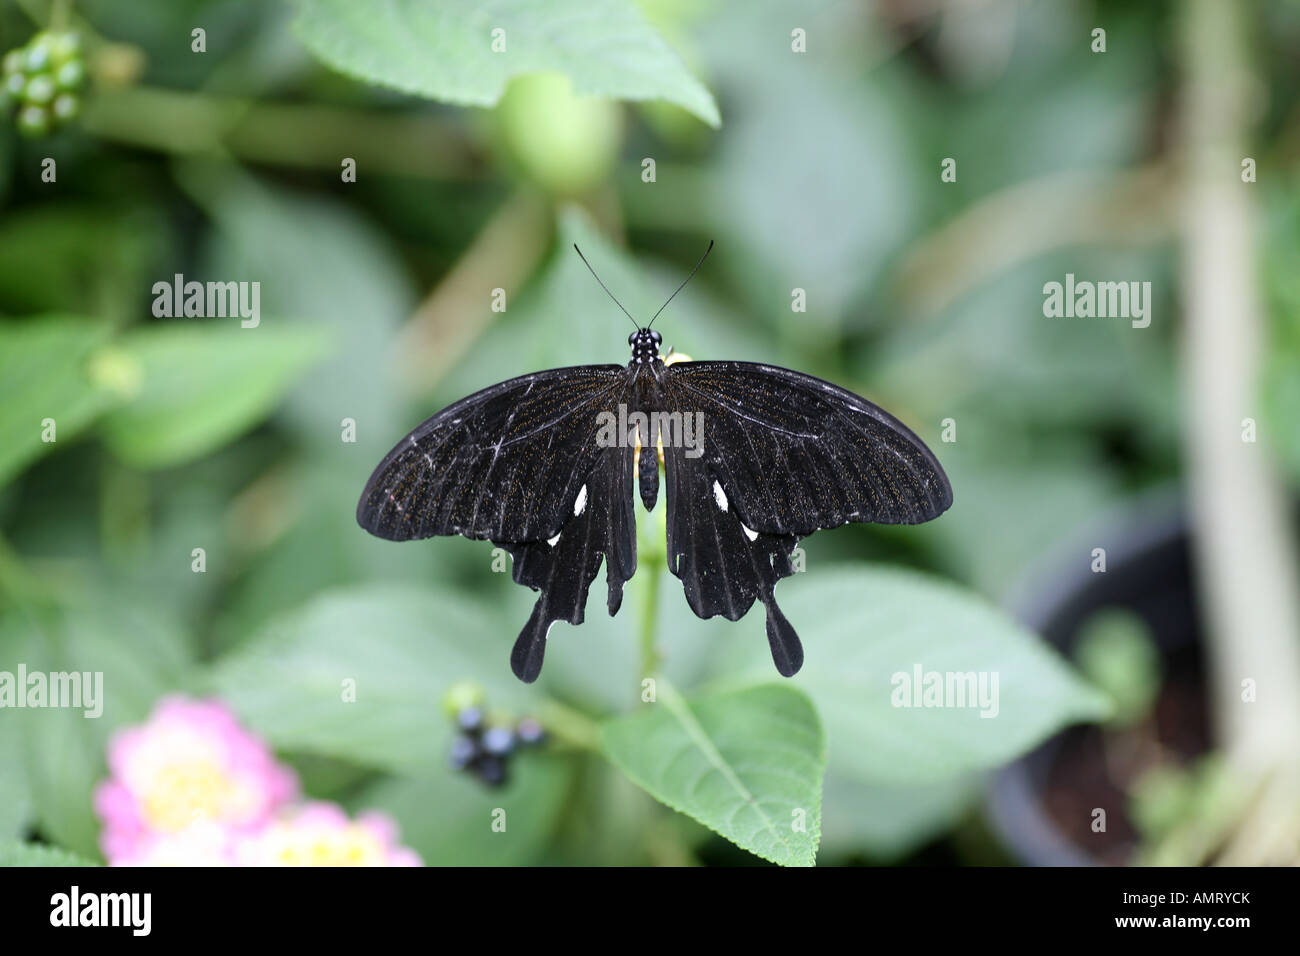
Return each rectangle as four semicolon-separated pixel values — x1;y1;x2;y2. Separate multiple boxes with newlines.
141;759;238;832
274;825;386;866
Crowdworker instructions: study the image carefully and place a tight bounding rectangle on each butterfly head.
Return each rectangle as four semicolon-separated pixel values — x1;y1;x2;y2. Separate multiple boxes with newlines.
628;328;662;365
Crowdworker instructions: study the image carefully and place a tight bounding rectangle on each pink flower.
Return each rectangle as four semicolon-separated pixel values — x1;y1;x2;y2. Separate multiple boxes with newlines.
234;802;423;867
108;821;236;867
94;696;298;862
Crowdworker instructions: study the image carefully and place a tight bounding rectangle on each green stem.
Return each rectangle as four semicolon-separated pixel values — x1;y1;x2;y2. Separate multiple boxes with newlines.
537;697;602;752
50;0;72;30
81;87;482;180
639;559;662;683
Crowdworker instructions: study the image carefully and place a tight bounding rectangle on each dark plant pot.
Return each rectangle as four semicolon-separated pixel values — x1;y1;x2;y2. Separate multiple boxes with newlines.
986;495;1210;866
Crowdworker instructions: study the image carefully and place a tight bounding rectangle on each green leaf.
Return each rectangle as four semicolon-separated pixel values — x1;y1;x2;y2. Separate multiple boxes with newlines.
0;592;195;860
353;754;572;866
907;443;1122;600
175;162;418;461
0;841;100;867
702;4;918;327
0;318;115;487
445;207;767;405
712;566;1112;787
0;714;32;840
292;0;720;127
817;774;976;863
97;324;331;468
601;683;825;867
210;584;537;771
0;208;163;319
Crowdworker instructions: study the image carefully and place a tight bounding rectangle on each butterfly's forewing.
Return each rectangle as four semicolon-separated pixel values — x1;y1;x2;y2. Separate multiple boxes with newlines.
662;361;952;536
357;364;638;683
357;365;627;543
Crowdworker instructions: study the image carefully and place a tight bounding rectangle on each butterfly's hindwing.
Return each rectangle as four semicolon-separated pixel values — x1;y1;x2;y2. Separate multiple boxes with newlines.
662;443;804;676
502;442;636;682
663;361;953;536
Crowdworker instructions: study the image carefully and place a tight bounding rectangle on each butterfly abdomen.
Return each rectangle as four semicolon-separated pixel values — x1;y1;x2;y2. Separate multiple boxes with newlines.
638;441;658;510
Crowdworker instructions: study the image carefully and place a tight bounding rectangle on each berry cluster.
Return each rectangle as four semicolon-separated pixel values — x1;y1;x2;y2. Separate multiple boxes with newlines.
2;31;86;138
443;681;545;788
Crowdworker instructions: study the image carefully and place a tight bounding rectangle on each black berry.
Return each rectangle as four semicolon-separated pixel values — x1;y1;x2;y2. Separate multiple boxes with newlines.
516;717;546;746
456;706;484;733
482;726;515;755
448;734;478;770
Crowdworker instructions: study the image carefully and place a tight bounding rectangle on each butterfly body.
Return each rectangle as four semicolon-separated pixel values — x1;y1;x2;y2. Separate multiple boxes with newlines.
358;323;952;684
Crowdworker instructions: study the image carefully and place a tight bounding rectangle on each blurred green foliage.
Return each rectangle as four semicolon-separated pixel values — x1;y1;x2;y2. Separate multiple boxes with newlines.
0;0;1297;866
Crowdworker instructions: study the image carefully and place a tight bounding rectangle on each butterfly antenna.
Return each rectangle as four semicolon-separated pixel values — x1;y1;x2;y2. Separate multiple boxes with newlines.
648;239;714;330
573;244;640;332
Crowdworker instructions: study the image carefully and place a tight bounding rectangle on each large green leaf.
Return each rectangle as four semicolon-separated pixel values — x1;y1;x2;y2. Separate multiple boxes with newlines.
292;0;719;126
0;842;100;867
0;318;115;487
907;443;1123;600
97;324;331;469
601;683;825;866
210;584;537;771
711;567;1110;787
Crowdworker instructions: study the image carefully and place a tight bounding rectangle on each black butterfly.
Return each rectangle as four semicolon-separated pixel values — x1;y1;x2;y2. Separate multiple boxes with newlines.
357;243;952;683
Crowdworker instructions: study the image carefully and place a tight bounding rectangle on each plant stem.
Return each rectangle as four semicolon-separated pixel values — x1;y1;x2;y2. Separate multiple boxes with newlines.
81;87;484;180
639;553;662;683
395;190;553;390
1179;0;1300;767
537;697;602;752
50;0;71;30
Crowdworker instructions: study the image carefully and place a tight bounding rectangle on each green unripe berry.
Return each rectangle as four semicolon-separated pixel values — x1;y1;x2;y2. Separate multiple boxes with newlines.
5;72;25;98
3;50;23;76
17;104;50;137
48;32;82;63
25;40;52;74
441;680;486;718
25;74;56;106
52;92;79;121
496;72;622;196
55;59;85;91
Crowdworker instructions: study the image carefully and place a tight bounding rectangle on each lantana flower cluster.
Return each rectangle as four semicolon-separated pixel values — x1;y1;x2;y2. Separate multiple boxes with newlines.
94;696;420;866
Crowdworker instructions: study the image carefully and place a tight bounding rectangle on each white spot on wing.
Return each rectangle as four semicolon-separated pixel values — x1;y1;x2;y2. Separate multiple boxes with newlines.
712;480;728;512
741;522;758;542
574;484;588;516
547;532;561;547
